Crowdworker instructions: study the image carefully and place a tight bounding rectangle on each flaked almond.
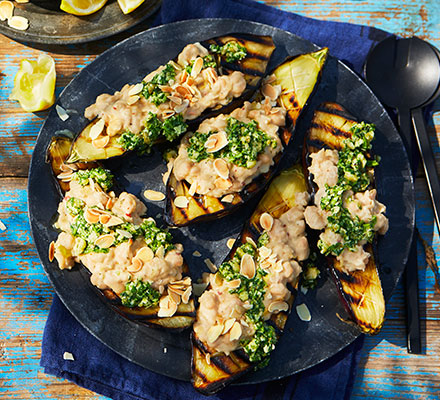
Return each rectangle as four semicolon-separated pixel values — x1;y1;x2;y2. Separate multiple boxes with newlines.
181;286;192;304
128;82;144;96
262;83;281;101
144;189;165;202
94;234;114;249
168;290;181;305
205;353;211;365
206;131;228;153
92;135;109;149
273;260;284;273
168;286;185;296
204;136;217;150
246;237;257;248
192;250;201;257
296;303;311;322
188;181;197;196
0;1;13;21
268;300;289;313
116;229;132;239
127;257;143;273
191;57;204;78
240;253;256;279
84;209;100;224
226;238;235;249
229;321;242;341
192;282;209;297
214;178;232;190
136;246;154;263
213;158;229;180
162;170;171;185
105;197;114;210
172;277;191;287
180;70;188;83
0;219;6;231
168;95;182;105
221;194;234;203
260;212;274;231
222;318;236;335
174;196;189;208
204;258;217;272
227;279;241;289
48;241;55;262
8;15;29;31
174;99;189;114
159;85;173;93
99;214;111;225
155;245;165;258
63;351;74;361
89;119;105;140
60;163;77;172
263;97;272;115
57;171;73;181
158;297;178;317
127;95;140;105
175;85;191;98
55;105;69;121
207;324;223;344
259;246;272;260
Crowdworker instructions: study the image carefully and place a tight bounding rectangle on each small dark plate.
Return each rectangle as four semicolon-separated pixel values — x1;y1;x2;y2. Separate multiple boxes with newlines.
28;19;415;384
0;0;161;44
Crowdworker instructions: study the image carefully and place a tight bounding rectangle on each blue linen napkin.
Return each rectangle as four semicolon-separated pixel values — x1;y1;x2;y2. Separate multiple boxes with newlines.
41;0;395;398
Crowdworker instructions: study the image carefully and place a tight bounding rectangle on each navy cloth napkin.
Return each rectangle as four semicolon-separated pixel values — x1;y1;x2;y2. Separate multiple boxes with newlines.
41;0;396;398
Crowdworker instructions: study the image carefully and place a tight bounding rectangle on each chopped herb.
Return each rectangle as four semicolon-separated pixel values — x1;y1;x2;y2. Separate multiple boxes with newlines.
210;41;248;63
185;54;217;74
187;117;277;168
120;278;161;308
241;321;277;365
66;197;85;216
118;130;149;154
318;122;379;257
72;167;114;191
141;63;176;106
300;253;320;289
257;232;269;248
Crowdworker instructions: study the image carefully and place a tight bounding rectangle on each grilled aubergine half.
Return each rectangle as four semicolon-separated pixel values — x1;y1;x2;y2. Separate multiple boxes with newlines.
47;136;195;329
166;47;329;227
192;166;309;394
303;102;386;334
66;33;276;164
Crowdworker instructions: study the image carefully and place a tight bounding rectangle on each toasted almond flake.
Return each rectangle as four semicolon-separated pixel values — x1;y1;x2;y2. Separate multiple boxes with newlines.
127;95;140;105
175;85;191;97
155;245;165;258
128;258;143;273
128;83;144;96
192;282;208;297
221;318;236;335
188;181;197;196
229;321;242;341
48;241;55;262
84;209;100;224
159;295;170;308
144;189;165;202
214;177;232;190
8;15;29;31
168;286;185;296
92;135;109;149
205;353;211;365
174;196;189;208
136;246;154;263
207;324;223;344
206;131;228;153
227;279;241;289
169;95;182;105
180;70;188;83
213;158;229;180
204;137;217;150
268;300;289;313
264;97;271;115
262;83;281;101
174;99;189;114
0;0;12;16
191;57;204;78
63;352;74;361
296;303;311;322
159;85;173;93
300;286;308;295
162;170;171;185
226;238;235;249
89;119;105;140
168;290;181;305
273;260;284;273
246;237;257;248
221;194;234;203
99;214;111;225
172;277;191;287
94;234;114;249
192;250;201;257
260;212;274;231
204;258;217;272
158;298;178;317
55;105;69;121
240;253;256;279
181;286;192;304
105;198;114;210
57;171;73;181
259;246;272;259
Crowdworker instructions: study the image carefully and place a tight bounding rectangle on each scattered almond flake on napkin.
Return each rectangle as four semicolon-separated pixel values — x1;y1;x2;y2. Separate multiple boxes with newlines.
63;351;75;361
0;219;6;231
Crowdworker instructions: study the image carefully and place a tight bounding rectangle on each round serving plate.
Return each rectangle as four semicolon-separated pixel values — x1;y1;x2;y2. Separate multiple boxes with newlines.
28;18;415;384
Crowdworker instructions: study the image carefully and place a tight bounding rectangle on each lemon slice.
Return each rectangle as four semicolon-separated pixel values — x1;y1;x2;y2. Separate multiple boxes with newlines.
10;54;56;113
117;0;145;14
60;0;107;16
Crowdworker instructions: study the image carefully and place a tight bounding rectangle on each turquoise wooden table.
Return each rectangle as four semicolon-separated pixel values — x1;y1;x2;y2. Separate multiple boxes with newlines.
1;1;440;398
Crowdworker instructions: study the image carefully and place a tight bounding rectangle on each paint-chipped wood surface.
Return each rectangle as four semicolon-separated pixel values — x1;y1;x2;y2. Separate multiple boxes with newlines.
1;1;440;399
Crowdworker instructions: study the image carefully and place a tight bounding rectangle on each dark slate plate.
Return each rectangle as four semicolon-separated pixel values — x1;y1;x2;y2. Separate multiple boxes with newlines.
28;19;415;384
0;0;161;44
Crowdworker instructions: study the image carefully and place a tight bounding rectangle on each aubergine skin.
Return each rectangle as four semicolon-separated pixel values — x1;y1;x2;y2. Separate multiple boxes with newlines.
46;136;196;330
191;166;306;394
303;102;385;335
166;48;329;227
66;33;276;164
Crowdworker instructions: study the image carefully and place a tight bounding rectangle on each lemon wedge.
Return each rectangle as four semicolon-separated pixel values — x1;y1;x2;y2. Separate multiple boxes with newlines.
60;0;107;16
10;54;56;113
117;0;145;14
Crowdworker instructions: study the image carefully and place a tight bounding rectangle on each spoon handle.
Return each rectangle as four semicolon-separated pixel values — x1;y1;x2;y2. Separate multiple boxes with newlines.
411;107;440;232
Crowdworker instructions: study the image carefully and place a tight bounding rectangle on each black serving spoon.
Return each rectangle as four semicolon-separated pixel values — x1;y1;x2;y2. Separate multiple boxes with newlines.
365;36;440;354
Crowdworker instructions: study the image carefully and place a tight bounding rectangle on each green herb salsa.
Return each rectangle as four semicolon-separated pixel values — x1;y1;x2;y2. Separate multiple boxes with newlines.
120;279;161;308
318;122;380;257
218;240;277;366
187;117;277;168
141;63;176;106
210;41;248;63
185;54;217;74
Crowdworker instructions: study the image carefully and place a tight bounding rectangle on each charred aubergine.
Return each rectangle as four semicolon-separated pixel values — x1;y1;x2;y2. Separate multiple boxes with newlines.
166;48;329;226
66;34;276;163
303;102;388;334
191;166;311;394
47;136;195;329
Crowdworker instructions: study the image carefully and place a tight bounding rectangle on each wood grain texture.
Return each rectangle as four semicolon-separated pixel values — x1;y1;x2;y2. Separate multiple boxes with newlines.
1;1;440;399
